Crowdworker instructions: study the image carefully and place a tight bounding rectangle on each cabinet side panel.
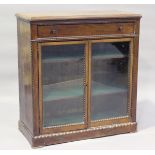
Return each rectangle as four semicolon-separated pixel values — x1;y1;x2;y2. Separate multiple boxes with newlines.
131;19;141;122
17;19;33;135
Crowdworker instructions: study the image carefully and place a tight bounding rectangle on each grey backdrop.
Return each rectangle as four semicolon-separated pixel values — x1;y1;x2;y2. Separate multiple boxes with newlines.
0;4;155;149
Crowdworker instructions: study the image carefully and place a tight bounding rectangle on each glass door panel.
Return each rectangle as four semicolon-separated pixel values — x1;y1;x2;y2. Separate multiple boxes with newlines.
91;41;130;121
40;42;86;128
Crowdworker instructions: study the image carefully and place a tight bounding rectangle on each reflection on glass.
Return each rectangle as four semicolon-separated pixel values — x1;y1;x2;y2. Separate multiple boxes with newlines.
41;44;85;127
91;42;129;121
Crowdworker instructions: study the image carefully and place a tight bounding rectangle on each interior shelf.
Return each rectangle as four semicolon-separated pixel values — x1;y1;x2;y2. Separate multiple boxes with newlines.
42;56;84;63
93;53;126;60
44;114;84;127
92;46;127;60
91;112;128;121
42;51;126;63
43;79;127;103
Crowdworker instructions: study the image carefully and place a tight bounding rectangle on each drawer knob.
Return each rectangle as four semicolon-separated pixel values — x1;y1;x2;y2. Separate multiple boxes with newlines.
118;26;123;31
50;29;57;34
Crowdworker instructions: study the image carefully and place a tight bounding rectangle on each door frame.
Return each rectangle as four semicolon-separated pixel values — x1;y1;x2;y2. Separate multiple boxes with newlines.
38;41;89;134
37;38;134;134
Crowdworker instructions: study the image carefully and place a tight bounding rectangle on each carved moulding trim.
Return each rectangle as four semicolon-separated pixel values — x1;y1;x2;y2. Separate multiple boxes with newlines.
31;34;138;42
34;122;136;139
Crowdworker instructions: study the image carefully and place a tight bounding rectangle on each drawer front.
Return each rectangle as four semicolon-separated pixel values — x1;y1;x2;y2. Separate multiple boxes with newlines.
37;23;134;38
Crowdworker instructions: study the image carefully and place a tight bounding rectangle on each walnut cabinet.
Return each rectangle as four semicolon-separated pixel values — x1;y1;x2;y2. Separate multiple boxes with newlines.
16;12;141;147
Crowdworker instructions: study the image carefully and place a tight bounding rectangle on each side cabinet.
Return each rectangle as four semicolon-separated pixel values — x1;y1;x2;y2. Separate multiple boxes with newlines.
16;12;141;147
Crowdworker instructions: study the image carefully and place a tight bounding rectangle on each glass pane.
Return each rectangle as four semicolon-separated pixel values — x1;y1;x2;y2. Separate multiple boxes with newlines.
41;44;85;127
91;42;129;121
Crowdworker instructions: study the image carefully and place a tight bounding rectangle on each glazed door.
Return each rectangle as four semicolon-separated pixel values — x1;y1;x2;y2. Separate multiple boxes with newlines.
38;38;133;133
38;41;88;134
90;38;133;127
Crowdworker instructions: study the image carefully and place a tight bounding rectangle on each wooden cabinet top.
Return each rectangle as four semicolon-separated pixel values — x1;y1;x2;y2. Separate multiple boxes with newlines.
15;11;141;21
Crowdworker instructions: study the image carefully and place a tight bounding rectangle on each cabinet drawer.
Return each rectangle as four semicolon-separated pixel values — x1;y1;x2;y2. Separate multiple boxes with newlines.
37;23;134;38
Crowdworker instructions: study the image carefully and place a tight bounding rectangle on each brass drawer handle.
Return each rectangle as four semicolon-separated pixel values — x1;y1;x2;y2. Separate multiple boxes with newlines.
50;29;57;34
118;26;123;31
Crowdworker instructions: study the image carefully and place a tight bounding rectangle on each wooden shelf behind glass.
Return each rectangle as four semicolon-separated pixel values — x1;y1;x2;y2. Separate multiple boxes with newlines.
42;51;127;63
43;79;127;103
